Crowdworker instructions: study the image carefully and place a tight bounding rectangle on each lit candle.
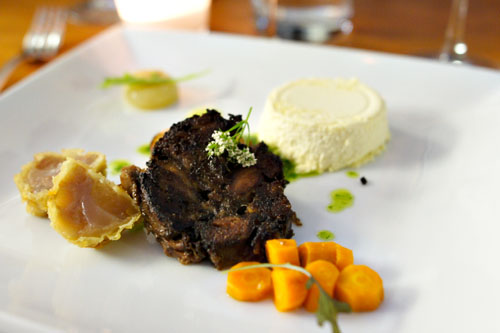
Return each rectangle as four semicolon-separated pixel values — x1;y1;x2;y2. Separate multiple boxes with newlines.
114;0;211;30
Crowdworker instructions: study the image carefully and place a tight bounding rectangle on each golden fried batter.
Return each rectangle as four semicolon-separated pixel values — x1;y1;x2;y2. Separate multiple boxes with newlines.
47;158;141;247
14;149;106;217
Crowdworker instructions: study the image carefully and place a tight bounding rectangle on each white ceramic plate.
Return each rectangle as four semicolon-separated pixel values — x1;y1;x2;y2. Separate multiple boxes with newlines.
1;26;499;333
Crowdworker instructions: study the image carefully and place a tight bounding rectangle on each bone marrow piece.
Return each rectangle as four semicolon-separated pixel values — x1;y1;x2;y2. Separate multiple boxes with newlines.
121;110;300;269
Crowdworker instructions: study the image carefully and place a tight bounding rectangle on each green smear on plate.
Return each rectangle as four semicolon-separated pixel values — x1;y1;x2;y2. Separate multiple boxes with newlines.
327;189;354;213
266;141;320;182
137;144;151;156
109;159;131;175
317;230;335;241
281;158;320;182
345;170;359;178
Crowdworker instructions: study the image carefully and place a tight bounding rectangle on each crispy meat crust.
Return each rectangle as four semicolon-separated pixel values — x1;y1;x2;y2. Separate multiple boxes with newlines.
121;110;299;269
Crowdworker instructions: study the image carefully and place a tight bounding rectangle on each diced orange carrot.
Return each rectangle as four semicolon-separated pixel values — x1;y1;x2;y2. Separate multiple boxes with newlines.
265;239;300;266
271;268;308;312
335;264;384;311
304;260;340;312
298;242;337;267
335;244;354;270
227;262;273;302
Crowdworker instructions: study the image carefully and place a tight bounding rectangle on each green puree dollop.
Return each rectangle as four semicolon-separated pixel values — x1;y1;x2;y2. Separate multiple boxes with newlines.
327;189;354;213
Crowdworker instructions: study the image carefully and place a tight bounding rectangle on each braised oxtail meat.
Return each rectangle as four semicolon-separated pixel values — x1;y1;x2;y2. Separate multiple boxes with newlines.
121;110;300;270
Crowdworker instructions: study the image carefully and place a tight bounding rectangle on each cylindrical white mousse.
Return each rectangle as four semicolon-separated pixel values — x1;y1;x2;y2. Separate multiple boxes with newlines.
258;78;390;173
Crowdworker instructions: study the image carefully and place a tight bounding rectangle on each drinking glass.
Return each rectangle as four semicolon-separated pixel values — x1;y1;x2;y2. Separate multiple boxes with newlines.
69;0;119;25
252;0;353;43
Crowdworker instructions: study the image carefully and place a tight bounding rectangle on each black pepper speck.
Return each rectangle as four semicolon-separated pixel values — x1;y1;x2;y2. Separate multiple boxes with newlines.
360;177;368;185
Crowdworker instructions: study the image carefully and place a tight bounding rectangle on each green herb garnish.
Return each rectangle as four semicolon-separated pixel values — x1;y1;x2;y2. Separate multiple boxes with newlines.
137;144;151;156
101;70;209;88
109;159;131;175
227;262;351;333
206;108;257;167
317;230;335;241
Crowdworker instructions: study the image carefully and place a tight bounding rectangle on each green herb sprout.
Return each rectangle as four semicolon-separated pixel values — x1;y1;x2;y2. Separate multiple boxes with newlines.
101;70;209;88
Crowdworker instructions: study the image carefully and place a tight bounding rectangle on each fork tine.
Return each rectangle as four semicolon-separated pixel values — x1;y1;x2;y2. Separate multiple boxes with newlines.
29;6;49;33
23;6;67;61
44;7;67;57
22;7;48;56
0;6;66;90
53;7;68;40
34;7;54;59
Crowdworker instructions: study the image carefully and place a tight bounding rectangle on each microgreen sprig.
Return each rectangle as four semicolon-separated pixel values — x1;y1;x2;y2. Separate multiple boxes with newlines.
100;70;210;88
226;106;253;145
206;108;257;167
227;262;351;333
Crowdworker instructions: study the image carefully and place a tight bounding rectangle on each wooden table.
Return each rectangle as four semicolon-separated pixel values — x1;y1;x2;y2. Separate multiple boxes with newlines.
1;0;499;90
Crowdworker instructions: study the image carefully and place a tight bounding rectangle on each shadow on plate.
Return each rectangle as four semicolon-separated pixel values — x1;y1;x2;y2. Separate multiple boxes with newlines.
373;110;457;170
96;225;164;261
97;226;220;270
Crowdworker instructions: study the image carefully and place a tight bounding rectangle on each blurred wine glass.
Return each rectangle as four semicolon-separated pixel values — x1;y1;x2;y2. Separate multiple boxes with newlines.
437;0;495;68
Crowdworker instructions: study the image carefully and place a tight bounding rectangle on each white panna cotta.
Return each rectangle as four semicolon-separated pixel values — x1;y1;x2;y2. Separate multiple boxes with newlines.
258;78;390;173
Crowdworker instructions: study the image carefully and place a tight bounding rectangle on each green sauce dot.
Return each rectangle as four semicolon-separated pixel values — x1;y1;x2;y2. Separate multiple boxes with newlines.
327;188;354;213
346;170;359;178
317;230;335;241
109;159;131;175
137;144;151;156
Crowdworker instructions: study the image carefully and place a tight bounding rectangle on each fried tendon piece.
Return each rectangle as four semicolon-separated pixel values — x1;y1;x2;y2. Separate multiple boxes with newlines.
14;149;106;217
47;158;141;247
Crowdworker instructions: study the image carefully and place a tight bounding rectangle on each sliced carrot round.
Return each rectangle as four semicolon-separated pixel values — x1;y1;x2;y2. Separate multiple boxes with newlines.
335;264;384;311
298;241;337;267
335;244;354;271
271;268;309;312
227;261;272;302
304;260;340;312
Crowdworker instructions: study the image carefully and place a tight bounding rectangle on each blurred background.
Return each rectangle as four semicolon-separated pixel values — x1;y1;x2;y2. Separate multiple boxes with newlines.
1;0;499;90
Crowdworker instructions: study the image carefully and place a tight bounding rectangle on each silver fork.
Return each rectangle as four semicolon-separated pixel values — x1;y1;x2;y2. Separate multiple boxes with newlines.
0;7;67;91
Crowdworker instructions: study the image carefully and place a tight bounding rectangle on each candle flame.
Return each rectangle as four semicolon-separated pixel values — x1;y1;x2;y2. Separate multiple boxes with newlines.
115;0;210;24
